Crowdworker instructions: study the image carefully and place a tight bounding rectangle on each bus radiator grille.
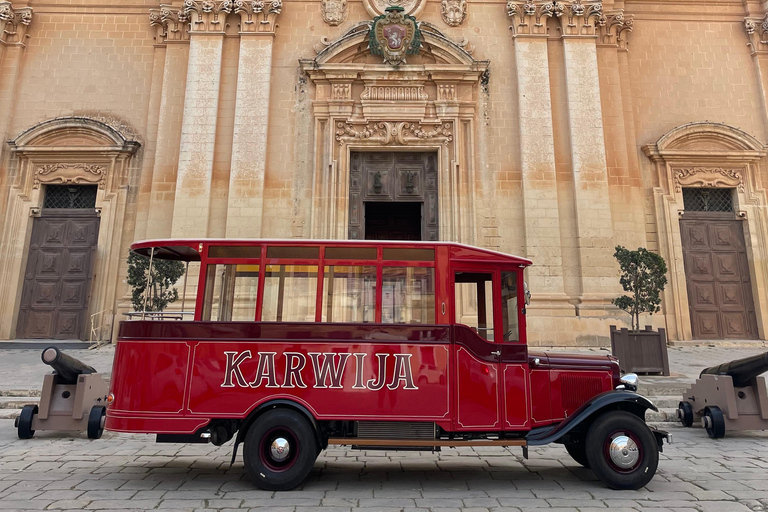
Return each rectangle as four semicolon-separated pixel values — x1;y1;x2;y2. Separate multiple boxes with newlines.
357;421;436;440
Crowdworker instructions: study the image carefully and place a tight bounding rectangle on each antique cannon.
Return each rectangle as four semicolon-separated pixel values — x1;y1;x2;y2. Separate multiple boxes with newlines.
14;347;110;440
677;351;768;438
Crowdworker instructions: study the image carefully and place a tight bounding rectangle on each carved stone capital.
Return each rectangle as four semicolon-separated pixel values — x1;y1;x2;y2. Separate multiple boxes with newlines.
596;10;632;50
442;0;466;27
184;0;233;33
335;121;453;146
34;163;108;190
150;5;190;44
321;0;346;27
674;167;745;193
0;2;33;46
745;15;768;55
234;0;281;34
559;0;602;37
507;0;565;37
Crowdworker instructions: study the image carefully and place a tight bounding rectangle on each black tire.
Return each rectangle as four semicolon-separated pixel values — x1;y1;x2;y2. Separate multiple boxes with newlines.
703;406;725;439
564;435;590;468
17;404;38;439
585;411;659;490
87;405;106;440
243;409;318;491
678;401;694;428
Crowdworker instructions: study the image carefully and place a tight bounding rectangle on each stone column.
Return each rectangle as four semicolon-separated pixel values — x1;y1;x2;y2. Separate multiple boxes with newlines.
744;15;768;138
507;3;566;298
225;1;281;237
559;1;616;302
170;0;230;237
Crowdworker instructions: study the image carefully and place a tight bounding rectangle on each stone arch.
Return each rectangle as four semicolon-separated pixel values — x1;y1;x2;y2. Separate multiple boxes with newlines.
0;116;140;341
642;122;768;341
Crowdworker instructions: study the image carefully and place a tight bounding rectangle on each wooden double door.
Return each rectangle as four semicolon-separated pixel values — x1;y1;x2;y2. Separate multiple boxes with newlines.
16;210;100;340
348;152;438;241
680;214;758;339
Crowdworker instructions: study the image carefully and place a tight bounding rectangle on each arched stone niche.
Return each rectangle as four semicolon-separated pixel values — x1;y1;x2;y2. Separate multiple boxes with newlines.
299;22;489;243
642;122;768;341
0;117;139;340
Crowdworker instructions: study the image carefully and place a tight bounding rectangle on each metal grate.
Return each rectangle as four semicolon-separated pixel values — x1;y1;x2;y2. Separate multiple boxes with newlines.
682;188;733;212
43;185;97;209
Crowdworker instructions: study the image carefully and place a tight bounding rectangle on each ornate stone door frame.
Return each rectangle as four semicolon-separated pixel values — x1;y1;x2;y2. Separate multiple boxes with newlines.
642;122;768;340
0;117;139;340
299;22;488;243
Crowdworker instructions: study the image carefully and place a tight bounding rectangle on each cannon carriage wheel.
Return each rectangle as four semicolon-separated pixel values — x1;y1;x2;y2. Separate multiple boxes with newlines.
677;401;694;428
87;405;106;440
703;406;726;439
16;404;38;439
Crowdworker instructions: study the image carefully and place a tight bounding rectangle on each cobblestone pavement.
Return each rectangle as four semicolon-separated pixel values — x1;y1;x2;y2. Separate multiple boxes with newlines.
1;419;766;512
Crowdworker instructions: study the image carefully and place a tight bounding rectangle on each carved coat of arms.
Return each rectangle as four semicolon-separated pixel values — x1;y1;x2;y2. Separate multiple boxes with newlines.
369;6;421;66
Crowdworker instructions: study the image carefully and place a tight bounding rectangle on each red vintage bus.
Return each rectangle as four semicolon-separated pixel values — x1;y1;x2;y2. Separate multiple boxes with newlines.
107;239;668;490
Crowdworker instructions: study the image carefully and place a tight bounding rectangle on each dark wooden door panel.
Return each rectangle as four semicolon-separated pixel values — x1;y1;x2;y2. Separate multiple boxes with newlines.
17;211;99;340
681;216;757;340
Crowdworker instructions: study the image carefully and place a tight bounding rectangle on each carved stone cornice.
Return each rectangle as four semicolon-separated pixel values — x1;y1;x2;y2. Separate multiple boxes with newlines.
745;15;768;55
234;0;281;34
0;2;33;46
335;121;453;146
507;0;603;38
184;0;233;33
596;10;632;51
442;0;466;27
321;0;346;27
150;5;190;44
674;167;745;193
34;163;108;189
360;84;428;101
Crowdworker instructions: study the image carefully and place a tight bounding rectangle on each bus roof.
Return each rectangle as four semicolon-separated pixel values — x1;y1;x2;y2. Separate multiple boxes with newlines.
130;238;533;266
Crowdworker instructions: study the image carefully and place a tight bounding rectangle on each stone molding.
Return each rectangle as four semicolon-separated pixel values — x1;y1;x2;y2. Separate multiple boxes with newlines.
33;163;107;189
321;0;347;27
335;121;453;146
442;0;466;27
362;0;426;18
745;15;768;55
149;6;190;44
0;1;32;46
184;0;233;33
507;0;603;38
596;10;632;50
360;85;428;101
673;167;745;193
234;0;281;34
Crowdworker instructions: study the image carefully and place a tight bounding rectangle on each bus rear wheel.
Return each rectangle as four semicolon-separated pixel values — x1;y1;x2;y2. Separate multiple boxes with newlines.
243;409;318;491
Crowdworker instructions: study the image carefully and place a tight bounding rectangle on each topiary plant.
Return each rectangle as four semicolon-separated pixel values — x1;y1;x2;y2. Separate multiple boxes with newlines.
611;246;668;331
127;252;185;312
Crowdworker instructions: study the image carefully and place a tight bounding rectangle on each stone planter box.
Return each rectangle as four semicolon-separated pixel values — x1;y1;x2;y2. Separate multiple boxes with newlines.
610;325;670;376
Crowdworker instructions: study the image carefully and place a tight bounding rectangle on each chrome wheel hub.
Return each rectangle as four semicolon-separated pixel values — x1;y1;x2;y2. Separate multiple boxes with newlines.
270;437;291;461
609;435;639;469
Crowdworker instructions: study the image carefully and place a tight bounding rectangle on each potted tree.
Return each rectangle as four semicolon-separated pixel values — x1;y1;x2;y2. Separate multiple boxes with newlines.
127;252;185;314
610;246;670;375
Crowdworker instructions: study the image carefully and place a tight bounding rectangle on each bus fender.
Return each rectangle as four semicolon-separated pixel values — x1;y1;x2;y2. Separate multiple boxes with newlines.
525;391;658;446
229;399;323;467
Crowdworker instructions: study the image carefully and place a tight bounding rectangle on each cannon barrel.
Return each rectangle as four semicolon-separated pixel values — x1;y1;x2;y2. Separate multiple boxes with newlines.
41;346;96;385
700;351;768;388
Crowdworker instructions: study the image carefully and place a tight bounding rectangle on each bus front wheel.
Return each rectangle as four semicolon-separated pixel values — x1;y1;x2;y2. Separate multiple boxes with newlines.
243;409;318;491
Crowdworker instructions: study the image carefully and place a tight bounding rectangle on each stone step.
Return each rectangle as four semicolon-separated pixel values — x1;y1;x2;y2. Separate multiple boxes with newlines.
0;396;38;410
0;389;41;397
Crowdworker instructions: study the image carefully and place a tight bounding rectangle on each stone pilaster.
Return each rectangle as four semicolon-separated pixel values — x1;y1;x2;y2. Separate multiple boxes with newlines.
225;0;281;237
744;15;768;138
559;1;617;302
170;0;231;237
145;6;191;239
507;1;566;298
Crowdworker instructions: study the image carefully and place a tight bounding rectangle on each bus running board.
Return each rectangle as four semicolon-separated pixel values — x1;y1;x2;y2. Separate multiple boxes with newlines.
327;438;527;448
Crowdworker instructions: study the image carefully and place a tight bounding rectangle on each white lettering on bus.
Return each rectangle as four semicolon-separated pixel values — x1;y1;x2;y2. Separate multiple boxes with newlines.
219;350;420;391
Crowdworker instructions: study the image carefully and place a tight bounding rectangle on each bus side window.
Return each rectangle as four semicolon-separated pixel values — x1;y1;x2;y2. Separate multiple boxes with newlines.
454;272;494;341
322;265;376;323
262;264;318;322
501;271;519;342
381;267;435;324
201;264;259;321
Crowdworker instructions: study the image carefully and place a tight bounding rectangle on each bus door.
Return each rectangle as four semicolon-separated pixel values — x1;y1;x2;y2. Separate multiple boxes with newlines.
452;269;503;430
498;268;530;431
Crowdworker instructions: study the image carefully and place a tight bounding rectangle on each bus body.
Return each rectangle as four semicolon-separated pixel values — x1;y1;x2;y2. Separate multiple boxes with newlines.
107;239;668;491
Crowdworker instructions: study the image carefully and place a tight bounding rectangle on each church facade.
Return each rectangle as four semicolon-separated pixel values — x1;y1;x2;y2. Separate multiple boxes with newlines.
1;0;768;345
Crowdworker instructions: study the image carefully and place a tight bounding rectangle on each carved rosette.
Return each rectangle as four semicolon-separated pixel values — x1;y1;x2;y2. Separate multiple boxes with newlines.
33;163;108;189
335;121;452;146
0;2;33;45
441;0;466;27
184;0;234;32
234;0;281;33
673;168;745;193
321;0;347;26
150;6;190;43
596;10;633;50
745;15;768;54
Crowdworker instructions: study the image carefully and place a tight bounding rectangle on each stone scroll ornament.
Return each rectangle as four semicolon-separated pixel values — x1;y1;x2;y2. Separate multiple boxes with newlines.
369;6;421;66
